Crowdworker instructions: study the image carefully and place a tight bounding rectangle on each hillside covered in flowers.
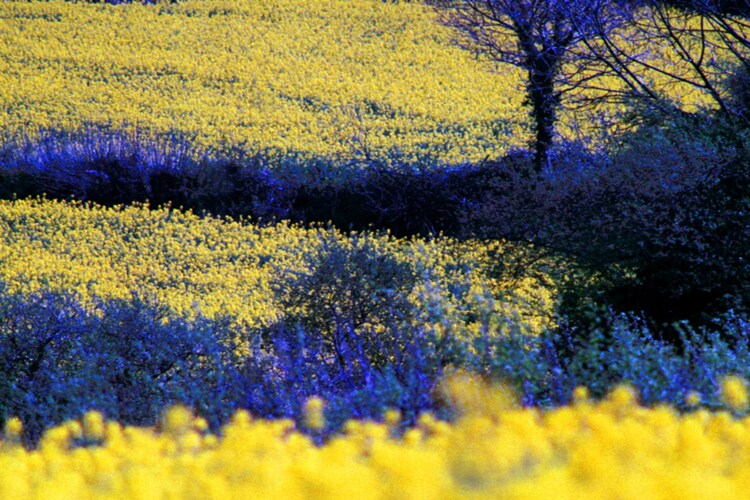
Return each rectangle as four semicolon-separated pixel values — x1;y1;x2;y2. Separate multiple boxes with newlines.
2;0;750;497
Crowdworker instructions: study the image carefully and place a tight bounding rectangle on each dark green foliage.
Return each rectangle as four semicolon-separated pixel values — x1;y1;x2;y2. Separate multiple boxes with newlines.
553;309;750;410
0;129;471;235
294;162;464;236
462;105;750;333
0;281;450;446
585;108;750;327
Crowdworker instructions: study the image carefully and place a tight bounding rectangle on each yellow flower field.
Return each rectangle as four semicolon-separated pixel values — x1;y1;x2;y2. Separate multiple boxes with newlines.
3;377;750;499
0;198;556;337
3;2;748;497
0;0;529;162
0;0;730;165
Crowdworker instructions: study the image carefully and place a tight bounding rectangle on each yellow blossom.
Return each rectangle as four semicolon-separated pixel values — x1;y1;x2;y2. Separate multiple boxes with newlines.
721;376;749;412
3;417;23;446
303;397;326;431
162;406;194;437
686;391;702;407
83;411;106;441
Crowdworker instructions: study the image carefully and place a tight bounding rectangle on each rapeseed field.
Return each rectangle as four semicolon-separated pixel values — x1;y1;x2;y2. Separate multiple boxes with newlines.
4;376;750;499
1;0;748;497
0;0;528;162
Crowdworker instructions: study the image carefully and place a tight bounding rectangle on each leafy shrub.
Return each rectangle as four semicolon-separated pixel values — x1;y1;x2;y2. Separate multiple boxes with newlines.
593;108;749;327
549;308;750;410
0;285;235;445
347;153;468;236
5;275;750;445
150;156;297;221
0;279;451;445
238;321;446;438
271;230;419;369
0;129;198;205
0;129;472;233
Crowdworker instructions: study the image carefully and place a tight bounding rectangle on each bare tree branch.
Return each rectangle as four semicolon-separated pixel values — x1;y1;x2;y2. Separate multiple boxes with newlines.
438;0;629;172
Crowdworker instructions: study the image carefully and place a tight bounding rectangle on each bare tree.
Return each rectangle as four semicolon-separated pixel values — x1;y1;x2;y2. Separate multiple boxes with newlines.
438;0;629;173
578;0;750;125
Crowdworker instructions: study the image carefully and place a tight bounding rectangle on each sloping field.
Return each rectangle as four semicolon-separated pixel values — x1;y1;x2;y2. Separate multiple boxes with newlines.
2;2;749;497
0;0;529;162
0;198;556;335
0;0;727;167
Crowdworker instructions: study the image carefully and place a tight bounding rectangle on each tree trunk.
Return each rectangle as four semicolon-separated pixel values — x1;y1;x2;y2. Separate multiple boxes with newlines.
527;56;559;174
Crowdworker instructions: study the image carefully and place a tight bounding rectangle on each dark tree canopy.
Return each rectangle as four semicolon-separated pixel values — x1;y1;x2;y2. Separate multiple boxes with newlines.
442;0;750;329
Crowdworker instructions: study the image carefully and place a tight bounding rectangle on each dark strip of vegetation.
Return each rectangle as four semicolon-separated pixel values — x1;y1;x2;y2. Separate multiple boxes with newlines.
0;128;472;236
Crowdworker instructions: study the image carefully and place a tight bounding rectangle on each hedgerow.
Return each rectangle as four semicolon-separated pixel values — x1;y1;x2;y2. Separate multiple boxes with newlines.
3;271;750;447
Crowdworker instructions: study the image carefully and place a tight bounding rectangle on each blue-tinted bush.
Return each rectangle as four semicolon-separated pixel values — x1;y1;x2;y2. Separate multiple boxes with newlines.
0;286;236;444
271;231;419;369
0;128;479;235
0;129;199;204
547;309;750;409
4;276;750;446
0;282;450;444
238;321;444;439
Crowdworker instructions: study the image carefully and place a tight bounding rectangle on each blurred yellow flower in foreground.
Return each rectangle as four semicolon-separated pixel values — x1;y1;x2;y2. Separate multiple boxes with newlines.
3;382;750;498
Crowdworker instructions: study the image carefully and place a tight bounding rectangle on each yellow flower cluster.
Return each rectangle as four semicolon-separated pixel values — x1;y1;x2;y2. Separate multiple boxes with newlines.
0;0;528;162
4;376;750;498
721;376;749;412
0;198;555;337
406;238;558;338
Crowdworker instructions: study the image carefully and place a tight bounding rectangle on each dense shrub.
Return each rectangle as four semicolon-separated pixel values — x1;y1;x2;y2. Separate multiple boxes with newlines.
238;321;446;438
0;285;235;445
345;152;470;235
594;108;750;326
0;129;198;205
0;282;461;445
551;308;750;409
463;110;750;332
0;129;480;235
271;231;419;369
